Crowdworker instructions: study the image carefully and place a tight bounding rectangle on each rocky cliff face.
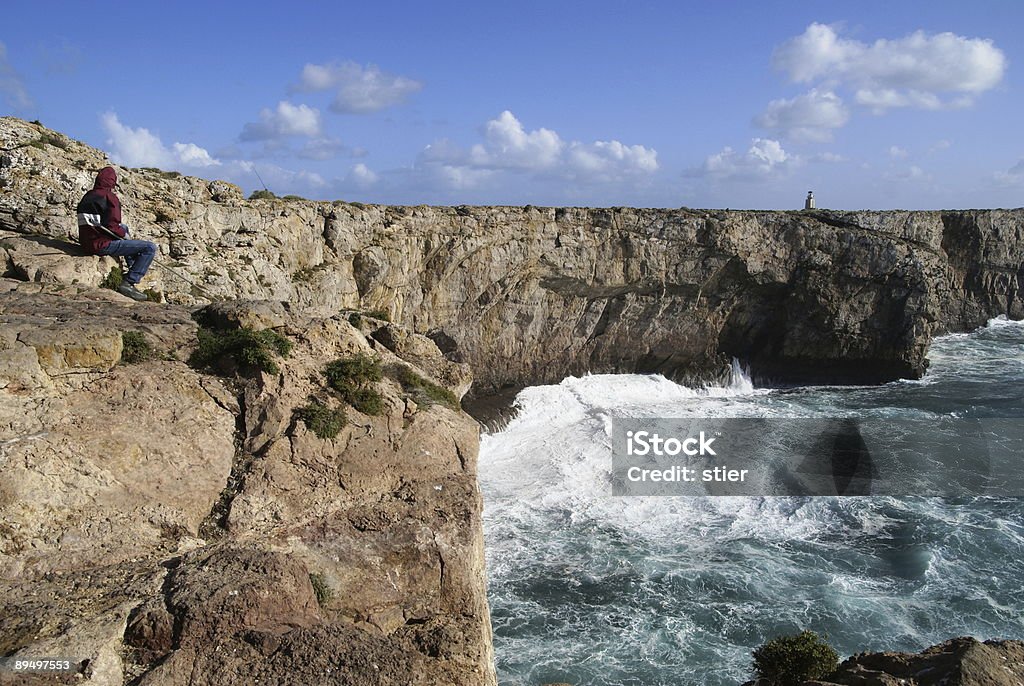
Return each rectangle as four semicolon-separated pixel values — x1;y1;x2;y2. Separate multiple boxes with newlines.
0;277;493;684
3;118;1022;395
2;117;1022;685
774;637;1024;686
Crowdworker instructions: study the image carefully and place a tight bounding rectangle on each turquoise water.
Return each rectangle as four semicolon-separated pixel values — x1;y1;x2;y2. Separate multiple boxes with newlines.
480;317;1024;686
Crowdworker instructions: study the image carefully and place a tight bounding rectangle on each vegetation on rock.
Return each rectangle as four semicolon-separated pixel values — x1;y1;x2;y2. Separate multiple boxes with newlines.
297;399;346;439
309;572;333;607
393;365;459;410
100;265;123;290
120;331;153;364
325;353;385;415
249;189;276;200
189;326;292;375
25;132;68;151
345;309;390;329
752;630;839;686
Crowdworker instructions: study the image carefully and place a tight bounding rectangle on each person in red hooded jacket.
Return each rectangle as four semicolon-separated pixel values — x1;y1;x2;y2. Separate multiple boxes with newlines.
77;166;157;301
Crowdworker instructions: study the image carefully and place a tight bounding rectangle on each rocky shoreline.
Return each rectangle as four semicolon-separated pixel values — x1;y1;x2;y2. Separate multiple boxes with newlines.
2;116;1022;684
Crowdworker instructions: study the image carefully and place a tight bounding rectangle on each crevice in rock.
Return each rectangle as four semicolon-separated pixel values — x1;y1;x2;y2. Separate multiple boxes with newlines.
453;438;467;472
198;383;253;539
432;532;446;594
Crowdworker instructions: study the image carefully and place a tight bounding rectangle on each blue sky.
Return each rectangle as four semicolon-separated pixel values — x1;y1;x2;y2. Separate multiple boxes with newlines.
1;1;1020;209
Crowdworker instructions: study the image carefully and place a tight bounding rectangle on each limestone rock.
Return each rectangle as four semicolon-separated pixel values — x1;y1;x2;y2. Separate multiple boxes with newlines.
1;231;119;287
804;637;1024;686
4;117;1022;397
0;282;496;685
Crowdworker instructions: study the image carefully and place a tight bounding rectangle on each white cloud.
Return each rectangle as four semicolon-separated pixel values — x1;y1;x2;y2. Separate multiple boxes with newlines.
810;152;845;163
240;160;327;191
994;160;1024;187
469;110;565;170
99;114;332;198
773;23;1006;111
889;146;909;159
296;136;359;161
347;163;378;187
294;61;422;114
855;89;974;113
0;41;32;110
755;89;849;142
929;139;952;153
567;140;659;178
172;142;220;167
101;112;221;169
699;138;793;180
884;164;930;182
240;101;321;141
421;110;657;188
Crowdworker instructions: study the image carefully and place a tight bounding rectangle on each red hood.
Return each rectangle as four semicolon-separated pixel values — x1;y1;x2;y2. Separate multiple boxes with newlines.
93;166;117;191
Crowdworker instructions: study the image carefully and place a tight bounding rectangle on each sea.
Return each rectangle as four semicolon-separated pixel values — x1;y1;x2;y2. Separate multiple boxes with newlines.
480;316;1024;686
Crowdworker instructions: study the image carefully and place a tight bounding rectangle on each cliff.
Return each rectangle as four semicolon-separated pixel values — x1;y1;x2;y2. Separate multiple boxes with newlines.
0;279;493;684
3;118;1022;395
1;117;1022;685
744;636;1024;686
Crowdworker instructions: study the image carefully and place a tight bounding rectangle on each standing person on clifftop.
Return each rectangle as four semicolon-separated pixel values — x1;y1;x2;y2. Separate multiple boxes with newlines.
77;166;157;301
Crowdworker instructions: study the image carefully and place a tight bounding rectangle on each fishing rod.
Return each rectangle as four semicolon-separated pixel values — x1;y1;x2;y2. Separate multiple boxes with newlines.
90;223;218;299
253;166;269;192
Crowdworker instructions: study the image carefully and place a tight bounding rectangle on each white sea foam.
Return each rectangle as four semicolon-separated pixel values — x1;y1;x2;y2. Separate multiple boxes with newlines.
985;314;1024;330
482;331;1024;686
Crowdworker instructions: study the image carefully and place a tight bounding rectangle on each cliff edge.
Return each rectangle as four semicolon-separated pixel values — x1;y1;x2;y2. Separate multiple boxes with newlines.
3;117;1023;395
0;279;493;683
1;117;1022;685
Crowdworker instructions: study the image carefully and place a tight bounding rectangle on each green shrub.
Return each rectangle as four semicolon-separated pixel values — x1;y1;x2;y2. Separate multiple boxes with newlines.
752;630;839;686
324;353;385;415
309;572;333;607
297;399;346;439
348;386;384;415
347;312;363;328
121;331;153;364
143;288;162;303
189;327;292;376
100;265;123;290
25;133;68;151
282;194;307;202
248;189;276;201
393;365;459;410
365;308;390;321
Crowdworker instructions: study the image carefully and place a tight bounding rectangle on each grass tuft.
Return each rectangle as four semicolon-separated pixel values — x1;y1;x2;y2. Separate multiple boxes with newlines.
393;365;459;410
309;572;333;607
100;265;123;290
120;331;153;364
324;353;385;415
189;327;292;376
296;399;347;439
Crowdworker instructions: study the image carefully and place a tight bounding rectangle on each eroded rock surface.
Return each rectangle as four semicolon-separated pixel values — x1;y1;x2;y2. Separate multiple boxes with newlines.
2;116;1022;686
0;279;493;685
3;117;1022;394
810;637;1024;686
